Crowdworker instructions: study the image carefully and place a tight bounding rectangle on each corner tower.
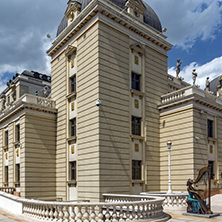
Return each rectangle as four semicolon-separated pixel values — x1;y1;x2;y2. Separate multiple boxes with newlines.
47;0;172;201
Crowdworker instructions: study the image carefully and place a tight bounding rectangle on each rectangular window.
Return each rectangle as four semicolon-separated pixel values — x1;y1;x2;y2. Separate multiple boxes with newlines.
69;161;76;181
70;75;76;93
5;130;8;146
15;164;20;182
5;166;8;183
131;72;140;91
208;119;213;138
132;116;141;136
70;118;76;137
16;124;20;141
132;160;141;180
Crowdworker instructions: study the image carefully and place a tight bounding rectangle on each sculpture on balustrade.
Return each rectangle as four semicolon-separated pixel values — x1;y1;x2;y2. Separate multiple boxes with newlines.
1;93;6;111
176;59;183;78
192;69;198;85
205;77;210;92
186;165;212;215
216;76;222;97
43;85;50;98
11;83;16;101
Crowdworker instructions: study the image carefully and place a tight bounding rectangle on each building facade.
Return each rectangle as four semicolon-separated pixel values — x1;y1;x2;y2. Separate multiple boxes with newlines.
0;0;221;202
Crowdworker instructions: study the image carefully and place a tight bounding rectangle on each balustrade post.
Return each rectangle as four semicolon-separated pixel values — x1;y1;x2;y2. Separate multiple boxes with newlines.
90;206;96;222
76;206;82;222
49;206;54;221
97;206;103;222
53;206;59;222
45;205;50;220
58;206;64;222
125;206;130;222
105;206;110;222
119;206;124;222
83;207;89;222
70;206;76;222
64;206;70;222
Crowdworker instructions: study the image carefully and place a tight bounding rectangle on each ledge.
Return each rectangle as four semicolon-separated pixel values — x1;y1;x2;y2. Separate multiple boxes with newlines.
66;91;77;100
67;136;77;142
130;89;145;97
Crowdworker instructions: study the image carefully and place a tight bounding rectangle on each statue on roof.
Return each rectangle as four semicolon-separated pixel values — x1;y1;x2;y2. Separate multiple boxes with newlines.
205;77;210;92
1;93;6;111
192;69;198;85
176;59;183;78
216;76;222;97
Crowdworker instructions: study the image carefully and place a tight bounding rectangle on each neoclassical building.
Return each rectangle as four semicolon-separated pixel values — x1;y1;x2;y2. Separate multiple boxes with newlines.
0;0;221;201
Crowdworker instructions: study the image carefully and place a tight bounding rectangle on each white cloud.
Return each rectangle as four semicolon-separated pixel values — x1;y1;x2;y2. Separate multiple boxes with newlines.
147;0;222;49
168;56;222;89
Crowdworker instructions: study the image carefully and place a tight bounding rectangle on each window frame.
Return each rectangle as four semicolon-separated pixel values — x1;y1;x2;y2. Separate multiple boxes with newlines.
5;130;8;147
132;160;142;180
207;119;213;138
69;161;76;181
5;166;8;183
15;164;20;183
131;72;141;91
70;75;76;93
132;116;141;136
70;118;76;137
16;124;20;142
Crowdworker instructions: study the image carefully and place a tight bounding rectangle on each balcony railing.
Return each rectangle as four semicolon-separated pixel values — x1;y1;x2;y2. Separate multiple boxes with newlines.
0;192;169;221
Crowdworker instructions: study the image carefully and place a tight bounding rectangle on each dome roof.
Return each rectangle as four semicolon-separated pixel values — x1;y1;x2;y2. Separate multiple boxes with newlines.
57;0;162;36
208;76;222;96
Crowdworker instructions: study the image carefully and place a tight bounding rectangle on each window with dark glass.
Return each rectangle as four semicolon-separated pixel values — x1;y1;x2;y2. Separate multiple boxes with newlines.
16;164;20;182
131;72;140;91
70;75;76;93
70;118;76;137
5;131;8;146
69;161;76;181
5;166;8;183
16;124;20;141
208;161;214;179
132;116;141;136
132;160;141;180
208;119;213;138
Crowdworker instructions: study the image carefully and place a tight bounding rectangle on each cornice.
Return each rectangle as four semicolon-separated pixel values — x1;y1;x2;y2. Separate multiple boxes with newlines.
47;0;172;57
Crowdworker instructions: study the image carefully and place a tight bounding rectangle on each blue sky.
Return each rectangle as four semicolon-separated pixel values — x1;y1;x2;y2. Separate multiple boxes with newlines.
0;0;222;92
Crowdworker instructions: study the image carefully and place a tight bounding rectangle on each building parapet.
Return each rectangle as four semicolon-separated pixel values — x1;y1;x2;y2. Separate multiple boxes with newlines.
0;191;169;221
0;94;56;122
160;86;222;109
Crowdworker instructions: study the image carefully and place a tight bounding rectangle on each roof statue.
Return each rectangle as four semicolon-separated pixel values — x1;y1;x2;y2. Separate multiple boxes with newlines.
192;69;198;86
217;76;222;97
205;77;210;92
176;59;183;78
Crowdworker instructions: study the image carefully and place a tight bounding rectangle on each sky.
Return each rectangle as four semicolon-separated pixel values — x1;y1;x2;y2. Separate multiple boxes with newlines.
0;0;222;92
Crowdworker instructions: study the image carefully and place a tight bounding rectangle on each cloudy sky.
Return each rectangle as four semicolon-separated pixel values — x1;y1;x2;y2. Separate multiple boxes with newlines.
0;0;222;92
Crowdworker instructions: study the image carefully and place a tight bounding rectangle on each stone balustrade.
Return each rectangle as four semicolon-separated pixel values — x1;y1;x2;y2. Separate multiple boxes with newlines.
0;191;168;221
0;187;15;194
161;88;187;104
140;192;188;208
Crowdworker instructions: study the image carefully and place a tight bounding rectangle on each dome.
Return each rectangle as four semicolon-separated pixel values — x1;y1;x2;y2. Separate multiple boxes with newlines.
57;0;162;36
208;76;221;96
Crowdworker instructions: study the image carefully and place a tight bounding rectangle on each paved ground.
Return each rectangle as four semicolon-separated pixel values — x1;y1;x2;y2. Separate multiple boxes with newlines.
0;194;222;221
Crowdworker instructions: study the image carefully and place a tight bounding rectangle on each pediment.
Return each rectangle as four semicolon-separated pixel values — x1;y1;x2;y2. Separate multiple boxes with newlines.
130;43;145;54
65;45;77;56
126;0;146;10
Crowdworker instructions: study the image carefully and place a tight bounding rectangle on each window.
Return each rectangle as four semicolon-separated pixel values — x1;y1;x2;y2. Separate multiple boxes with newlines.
132;116;141;136
70;118;76;137
5;130;8;146
5;166;8;183
16;124;20;141
208;119;213;138
69;161;76;181
131;72;140;91
70;75;76;93
208;161;214;179
15;164;20;182
132;160;141;180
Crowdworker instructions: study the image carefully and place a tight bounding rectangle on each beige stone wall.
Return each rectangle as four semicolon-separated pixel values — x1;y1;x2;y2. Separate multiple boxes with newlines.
76;22;100;201
217;118;222;186
8;123;14;187
0;129;2;183
145;47;168;191
23;114;56;199
51;51;67;200
193;109;208;177
98;22;130;198
160;108;194;192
